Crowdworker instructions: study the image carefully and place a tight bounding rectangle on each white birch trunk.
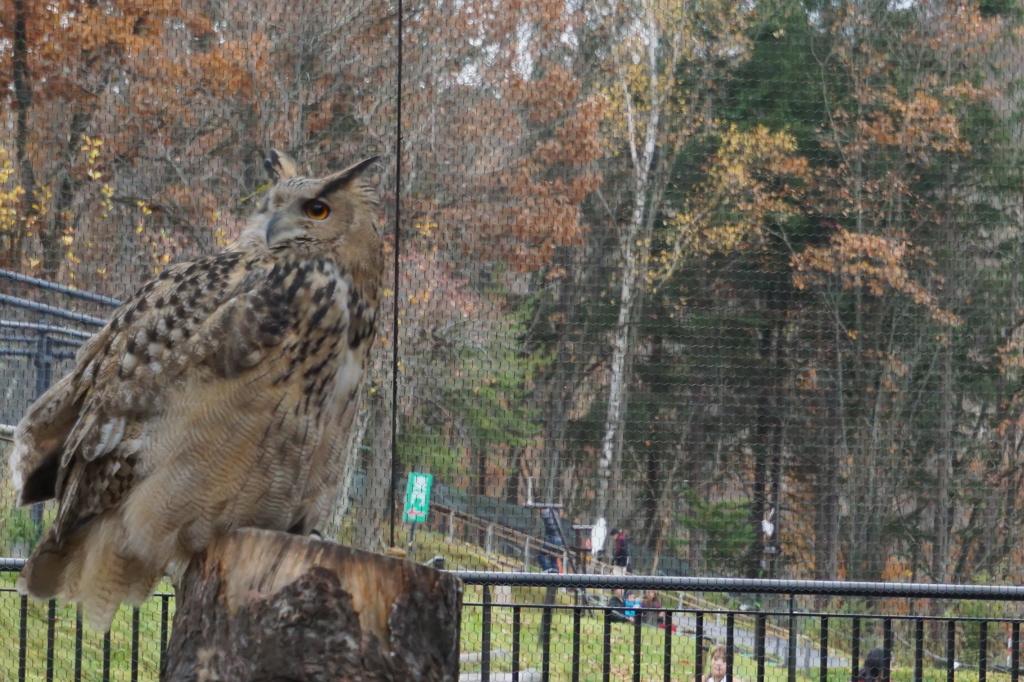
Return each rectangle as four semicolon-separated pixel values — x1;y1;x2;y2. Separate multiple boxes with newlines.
594;0;667;522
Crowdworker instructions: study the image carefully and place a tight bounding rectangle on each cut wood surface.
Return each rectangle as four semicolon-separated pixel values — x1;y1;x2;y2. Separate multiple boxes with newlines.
161;528;463;681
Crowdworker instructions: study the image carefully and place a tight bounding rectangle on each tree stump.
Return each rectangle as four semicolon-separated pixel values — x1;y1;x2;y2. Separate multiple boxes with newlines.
161;528;463;681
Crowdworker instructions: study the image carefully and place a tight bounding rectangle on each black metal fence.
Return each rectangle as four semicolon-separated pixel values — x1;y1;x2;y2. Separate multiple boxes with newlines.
0;267;117;418
6;567;1024;682
0;268;120;537
1;560;169;682
456;575;1024;682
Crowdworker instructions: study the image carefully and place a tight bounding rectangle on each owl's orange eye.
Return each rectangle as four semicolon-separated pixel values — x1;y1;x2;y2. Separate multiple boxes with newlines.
304;200;331;220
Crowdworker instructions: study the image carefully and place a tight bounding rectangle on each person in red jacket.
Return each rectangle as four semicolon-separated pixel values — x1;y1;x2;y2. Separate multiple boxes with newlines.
611;527;631;570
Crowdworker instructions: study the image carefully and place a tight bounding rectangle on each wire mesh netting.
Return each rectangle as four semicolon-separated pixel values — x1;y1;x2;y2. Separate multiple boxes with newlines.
2;0;1024;678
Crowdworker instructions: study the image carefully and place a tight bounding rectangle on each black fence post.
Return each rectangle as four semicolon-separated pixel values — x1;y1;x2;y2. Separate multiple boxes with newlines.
1012;621;1020;682
539;583;555;648
788;594;797;682
852;616;861;681
756;611;766;682
664;606;673;682
572;605;582;682
914;619;923;682
603;608;612;682
695;611;705;682
18;594;28;682
541;586;552;682
74;607;83;682
481;583;491;682
820;616;829;682
633;612;642;682
883;618;893;682
946;619;956;682
29;330;53;534
727;611;735;682
512;605;521;682
980;620;989;682
45;599;55;682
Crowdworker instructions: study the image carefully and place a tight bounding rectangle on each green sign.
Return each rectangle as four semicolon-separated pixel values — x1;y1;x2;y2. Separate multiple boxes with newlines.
403;473;433;523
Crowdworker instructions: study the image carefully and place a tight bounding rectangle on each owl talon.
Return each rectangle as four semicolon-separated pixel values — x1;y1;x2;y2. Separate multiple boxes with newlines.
309;529;338;544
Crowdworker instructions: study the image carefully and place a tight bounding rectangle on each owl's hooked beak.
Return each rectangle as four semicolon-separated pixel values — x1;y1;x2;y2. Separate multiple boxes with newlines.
265;211;303;246
265;212;282;243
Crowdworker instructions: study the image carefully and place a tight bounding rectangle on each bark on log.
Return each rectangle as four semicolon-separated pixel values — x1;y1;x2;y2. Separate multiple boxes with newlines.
161;528;463;681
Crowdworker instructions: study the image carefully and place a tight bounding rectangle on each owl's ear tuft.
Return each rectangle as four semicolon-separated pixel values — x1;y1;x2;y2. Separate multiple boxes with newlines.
264;149;298;183
317;157;380;199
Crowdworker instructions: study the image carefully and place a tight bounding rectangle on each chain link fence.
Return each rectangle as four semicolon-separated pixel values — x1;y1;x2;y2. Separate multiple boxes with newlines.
2;0;1024;678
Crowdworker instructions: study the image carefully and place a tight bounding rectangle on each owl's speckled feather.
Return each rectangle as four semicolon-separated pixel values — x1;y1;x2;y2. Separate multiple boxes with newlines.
9;153;383;631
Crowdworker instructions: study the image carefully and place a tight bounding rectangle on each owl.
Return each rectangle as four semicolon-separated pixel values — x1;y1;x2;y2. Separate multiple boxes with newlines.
9;152;384;631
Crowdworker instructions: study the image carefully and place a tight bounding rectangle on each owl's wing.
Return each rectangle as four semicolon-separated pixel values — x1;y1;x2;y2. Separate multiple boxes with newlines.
10;249;289;538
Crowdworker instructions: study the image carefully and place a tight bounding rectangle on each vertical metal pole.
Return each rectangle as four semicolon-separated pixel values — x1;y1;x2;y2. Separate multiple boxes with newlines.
30;331;52;533
131;607;141;682
633;613;642;682
914;619;923;682
541;588;552;682
74;606;83;682
603;609;612;682
917;618;925;679
572;606;582;682
727;612;735;682
102;629;112;682
74;606;83;679
160;594;170;670
512;605;521;682
980;620;988;682
18;594;28;682
883;618;893;682
756;612;766;682
34;332;52;396
387;0;404;551
788;595;797;682
406;521;418;556
852;617;861;681
695;612;705;682
664;607;673;682
946;619;956;682
1012;621;1020;682
820;616;829;682
481;584;491;682
45;599;56;682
